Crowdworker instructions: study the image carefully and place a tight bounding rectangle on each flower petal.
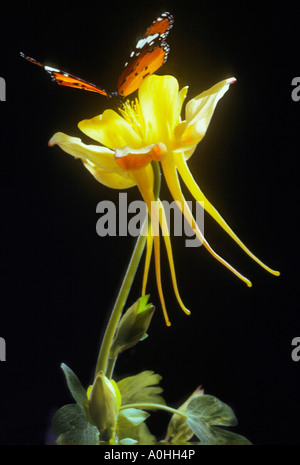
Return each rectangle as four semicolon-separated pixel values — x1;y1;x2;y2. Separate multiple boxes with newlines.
49;132;133;175
49;132;136;189
115;143;167;170
78;109;141;149
185;77;236;125
138;75;185;144
82;160;136;189
175;78;236;156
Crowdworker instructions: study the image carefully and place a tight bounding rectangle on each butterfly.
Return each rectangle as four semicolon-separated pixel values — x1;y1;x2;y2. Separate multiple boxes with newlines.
20;12;174;99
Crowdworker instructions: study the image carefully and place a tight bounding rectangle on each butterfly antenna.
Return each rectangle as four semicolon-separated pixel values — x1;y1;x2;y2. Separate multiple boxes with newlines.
20;52;44;68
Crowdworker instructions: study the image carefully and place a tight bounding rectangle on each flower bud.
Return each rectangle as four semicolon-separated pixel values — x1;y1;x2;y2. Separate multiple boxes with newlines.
109;295;155;359
88;371;121;437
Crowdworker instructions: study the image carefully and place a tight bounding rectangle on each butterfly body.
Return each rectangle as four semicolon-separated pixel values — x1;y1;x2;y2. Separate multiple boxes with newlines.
21;12;173;99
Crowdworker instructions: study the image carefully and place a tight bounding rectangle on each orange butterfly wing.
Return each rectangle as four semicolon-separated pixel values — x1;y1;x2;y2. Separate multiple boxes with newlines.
117;44;168;97
44;67;109;96
20;52;110;97
117;12;173;97
145;12;174;37
21;11;173;99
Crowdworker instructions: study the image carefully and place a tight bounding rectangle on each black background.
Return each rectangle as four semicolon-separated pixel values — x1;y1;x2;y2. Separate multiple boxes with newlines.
0;0;299;446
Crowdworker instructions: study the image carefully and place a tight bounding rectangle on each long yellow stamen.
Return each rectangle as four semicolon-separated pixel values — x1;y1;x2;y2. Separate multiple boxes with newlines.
162;158;253;287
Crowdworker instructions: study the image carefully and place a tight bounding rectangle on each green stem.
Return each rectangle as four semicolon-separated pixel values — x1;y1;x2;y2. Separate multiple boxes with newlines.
105;357;117;380
120;402;187;419
94;221;148;377
99;217;149;380
94;162;161;378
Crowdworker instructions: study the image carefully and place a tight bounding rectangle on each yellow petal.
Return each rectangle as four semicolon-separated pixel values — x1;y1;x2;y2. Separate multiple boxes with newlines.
49;132;135;189
115;142;167;170
177;78;236;155
138;75;184;144
82;160;136;189
185;77;236;124
49;132;117;171
78;109;141;150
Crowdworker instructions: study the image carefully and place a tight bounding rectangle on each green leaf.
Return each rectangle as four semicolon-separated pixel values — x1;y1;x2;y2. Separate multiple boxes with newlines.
52;404;99;445
117;371;165;405
136;422;156;445
165;387;204;444
211;427;252;445
52;404;86;434
187;395;238;427
57;422;100;445
186;417;216;444
61;363;87;404
185;395;240;444
166;417;194;444
54;364;99;444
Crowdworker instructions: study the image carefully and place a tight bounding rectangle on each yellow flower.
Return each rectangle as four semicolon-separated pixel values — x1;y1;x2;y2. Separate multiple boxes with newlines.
49;75;279;326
